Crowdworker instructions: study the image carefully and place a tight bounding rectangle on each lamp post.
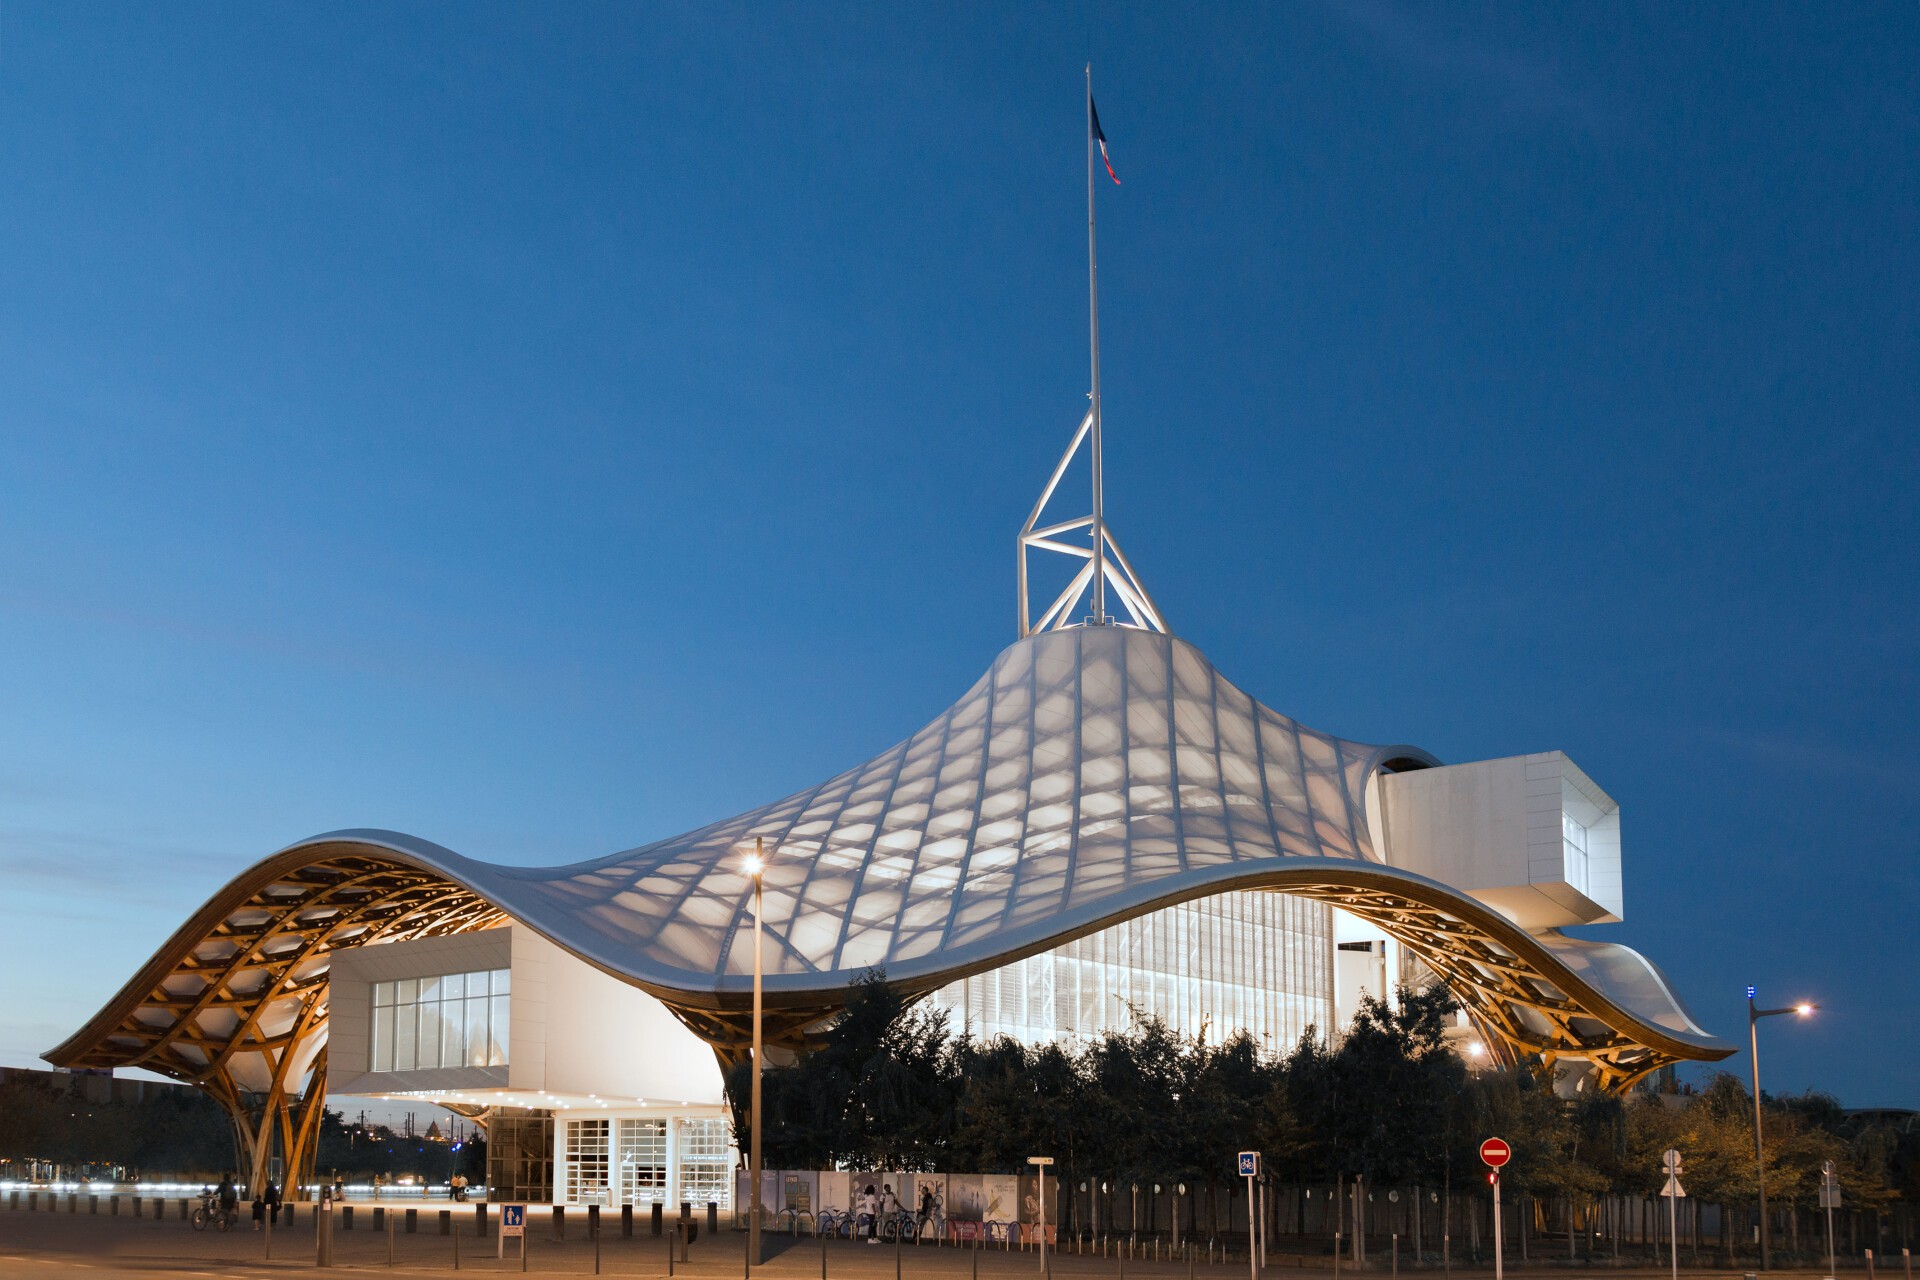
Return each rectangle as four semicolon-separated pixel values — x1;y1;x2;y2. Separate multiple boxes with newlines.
745;841;767;1271
1747;986;1816;1271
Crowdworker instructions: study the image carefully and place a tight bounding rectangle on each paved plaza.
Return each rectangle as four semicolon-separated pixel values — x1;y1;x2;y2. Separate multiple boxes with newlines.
0;1204;1872;1280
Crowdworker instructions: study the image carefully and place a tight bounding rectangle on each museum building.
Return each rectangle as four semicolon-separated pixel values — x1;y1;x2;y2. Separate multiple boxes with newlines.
45;184;1733;1200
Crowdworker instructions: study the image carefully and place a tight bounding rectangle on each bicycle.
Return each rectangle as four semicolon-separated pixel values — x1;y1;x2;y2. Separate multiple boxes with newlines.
781;1206;815;1236
190;1194;237;1232
814;1207;847;1238
882;1209;917;1243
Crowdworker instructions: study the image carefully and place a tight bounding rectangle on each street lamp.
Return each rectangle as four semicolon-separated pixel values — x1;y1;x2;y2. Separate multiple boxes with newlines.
745;841;767;1271
1747;986;1816;1271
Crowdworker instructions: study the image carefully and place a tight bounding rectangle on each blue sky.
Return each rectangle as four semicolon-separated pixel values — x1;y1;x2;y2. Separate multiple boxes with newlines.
2;3;1915;1107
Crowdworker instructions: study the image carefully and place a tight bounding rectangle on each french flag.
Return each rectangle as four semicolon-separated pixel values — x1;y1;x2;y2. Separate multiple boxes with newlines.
1090;96;1119;184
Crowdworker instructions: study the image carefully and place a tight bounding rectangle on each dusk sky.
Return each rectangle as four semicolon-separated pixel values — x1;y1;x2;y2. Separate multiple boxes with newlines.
2;4;1915;1109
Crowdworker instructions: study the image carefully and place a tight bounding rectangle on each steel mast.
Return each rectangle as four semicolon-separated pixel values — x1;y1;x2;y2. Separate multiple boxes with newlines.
1085;63;1107;624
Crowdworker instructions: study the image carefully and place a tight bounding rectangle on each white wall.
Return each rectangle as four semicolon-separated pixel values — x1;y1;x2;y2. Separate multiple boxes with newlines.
326;924;725;1107
512;928;724;1105
1373;752;1623;928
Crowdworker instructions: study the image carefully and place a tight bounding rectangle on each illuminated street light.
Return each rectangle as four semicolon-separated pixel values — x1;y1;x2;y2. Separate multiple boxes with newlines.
746;839;767;1271
1748;986;1819;1270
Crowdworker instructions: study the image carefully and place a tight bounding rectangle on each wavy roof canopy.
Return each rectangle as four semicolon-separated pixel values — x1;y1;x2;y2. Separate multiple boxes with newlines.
51;626;1730;1095
481;626;1410;993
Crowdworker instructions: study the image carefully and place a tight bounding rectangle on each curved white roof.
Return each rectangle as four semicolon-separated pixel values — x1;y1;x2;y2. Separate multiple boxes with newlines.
50;624;1731;1096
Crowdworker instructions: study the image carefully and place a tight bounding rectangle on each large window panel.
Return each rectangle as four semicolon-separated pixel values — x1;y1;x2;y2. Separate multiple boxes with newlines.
617;1120;668;1206
677;1118;733;1209
368;966;511;1073
566;1119;610;1205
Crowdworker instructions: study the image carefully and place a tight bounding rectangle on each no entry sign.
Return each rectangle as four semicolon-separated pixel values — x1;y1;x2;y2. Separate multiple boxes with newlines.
1480;1138;1512;1168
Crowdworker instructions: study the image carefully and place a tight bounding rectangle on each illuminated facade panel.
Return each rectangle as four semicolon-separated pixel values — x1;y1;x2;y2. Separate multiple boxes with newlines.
928;889;1329;1049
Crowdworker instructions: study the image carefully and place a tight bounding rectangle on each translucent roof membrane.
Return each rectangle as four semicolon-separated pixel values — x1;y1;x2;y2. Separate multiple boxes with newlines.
464;627;1400;991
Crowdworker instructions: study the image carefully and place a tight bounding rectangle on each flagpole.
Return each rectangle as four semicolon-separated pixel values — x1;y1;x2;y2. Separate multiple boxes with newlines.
1085;64;1107;624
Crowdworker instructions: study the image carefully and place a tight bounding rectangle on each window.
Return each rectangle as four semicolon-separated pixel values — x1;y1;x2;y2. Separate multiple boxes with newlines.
486;1112;553;1203
677;1118;733;1209
1562;813;1591;896
617;1119;668;1206
370;968;510;1072
566;1119;610;1205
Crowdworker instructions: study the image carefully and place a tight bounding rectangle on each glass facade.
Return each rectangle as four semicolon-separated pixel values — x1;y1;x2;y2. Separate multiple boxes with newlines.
617;1119;668;1206
1562;812;1591;897
565;1119;611;1204
677;1118;733;1208
487;1111;554;1203
370;968;510;1072
925;888;1330;1050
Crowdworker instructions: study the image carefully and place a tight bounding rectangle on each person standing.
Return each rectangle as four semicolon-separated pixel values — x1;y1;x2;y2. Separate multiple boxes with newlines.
861;1184;879;1244
264;1180;282;1226
217;1173;238;1228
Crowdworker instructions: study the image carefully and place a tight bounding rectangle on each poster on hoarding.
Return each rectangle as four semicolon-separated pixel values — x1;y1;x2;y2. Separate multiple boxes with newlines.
819;1171;850;1217
1018;1173;1059;1242
946;1175;987;1223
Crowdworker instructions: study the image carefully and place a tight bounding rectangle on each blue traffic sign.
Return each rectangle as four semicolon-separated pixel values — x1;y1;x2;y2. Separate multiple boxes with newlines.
502;1204;526;1236
1238;1151;1260;1177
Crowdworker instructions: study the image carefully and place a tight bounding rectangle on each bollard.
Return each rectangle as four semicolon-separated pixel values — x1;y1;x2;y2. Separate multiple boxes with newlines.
133;1196;142;1217
89;1194;98;1214
388;1208;396;1266
709;1200;719;1236
1868;1250;1878;1280
553;1204;566;1241
406;1207;418;1233
111;1196;120;1215
373;1206;385;1231
453;1211;461;1271
265;1204;273;1262
344;1205;355;1230
623;1205;634;1238
594;1218;602;1276
317;1195;334;1269
440;1209;452;1235
478;1203;489;1237
653;1203;665;1236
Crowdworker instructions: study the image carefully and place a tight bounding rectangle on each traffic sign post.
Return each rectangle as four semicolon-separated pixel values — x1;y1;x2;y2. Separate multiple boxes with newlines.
500;1204;527;1267
1480;1140;1510;1280
1239;1154;1261;1280
1659;1151;1687;1280
1820;1160;1842;1279
1029;1158;1054;1278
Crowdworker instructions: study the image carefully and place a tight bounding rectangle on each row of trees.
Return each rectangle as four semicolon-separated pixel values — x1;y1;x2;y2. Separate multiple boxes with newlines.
729;974;1913;1229
0;1073;482;1185
0;1075;232;1178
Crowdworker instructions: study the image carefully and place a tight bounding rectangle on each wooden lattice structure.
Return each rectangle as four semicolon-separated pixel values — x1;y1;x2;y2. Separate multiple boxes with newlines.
47;851;505;1198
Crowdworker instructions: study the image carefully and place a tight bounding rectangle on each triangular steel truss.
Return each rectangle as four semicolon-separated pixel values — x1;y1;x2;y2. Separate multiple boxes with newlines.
1017;409;1167;637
